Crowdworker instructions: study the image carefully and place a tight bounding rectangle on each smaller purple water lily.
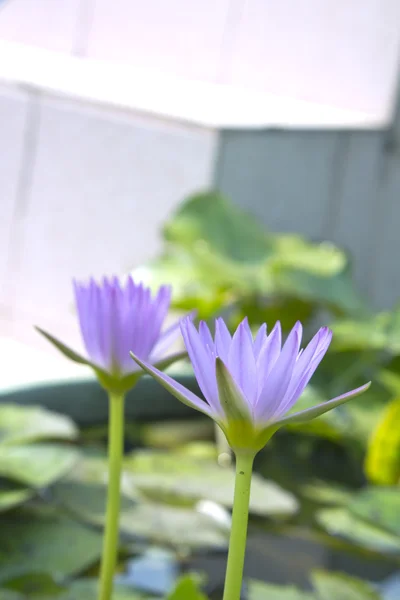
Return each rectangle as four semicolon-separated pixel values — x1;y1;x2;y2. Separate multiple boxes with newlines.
37;276;186;393
131;317;370;452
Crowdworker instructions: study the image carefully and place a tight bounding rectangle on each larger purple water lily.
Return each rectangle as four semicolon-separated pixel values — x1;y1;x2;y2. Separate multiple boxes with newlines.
131;317;370;452
37;276;186;392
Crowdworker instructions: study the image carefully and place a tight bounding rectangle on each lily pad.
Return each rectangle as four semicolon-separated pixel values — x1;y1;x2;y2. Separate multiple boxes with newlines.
124;450;298;517
0;444;79;487
311;570;381;599
0;508;103;582
348;487;400;537
52;479;227;551
2;573;64;597
0;404;77;446
316;508;400;554
57;579;152;600
0;591;25;600
119;503;228;550
0;484;34;512
52;481;136;521
248;579;314;599
300;481;354;506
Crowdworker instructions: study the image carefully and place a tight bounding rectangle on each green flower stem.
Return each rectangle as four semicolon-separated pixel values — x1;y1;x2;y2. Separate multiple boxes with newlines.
98;391;125;600
222;451;255;600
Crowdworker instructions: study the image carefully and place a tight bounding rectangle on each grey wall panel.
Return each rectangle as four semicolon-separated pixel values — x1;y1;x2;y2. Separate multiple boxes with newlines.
215;129;342;242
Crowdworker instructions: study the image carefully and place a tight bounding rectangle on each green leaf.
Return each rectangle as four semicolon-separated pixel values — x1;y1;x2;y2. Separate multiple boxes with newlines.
316;507;400;553
57;579;152;600
124;450;298;517
121;503;229;550
364;396;400;485
248;579;315;599
52;480;136;522
0;591;25;600
348;487;400;537
300;481;354;506
0;404;78;446
331;304;400;353
0;444;79;487
311;570;381;599
164;191;274;264
0;508;103;582
2;573;65;597
51;479;227;551
166;575;208;600
0;485;34;512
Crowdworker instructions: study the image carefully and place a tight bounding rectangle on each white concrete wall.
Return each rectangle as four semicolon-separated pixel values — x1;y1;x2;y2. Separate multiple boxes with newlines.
0;85;216;362
0;0;399;120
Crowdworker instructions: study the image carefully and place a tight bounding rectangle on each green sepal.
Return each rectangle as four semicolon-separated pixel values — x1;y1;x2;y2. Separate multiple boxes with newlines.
215;357;257;451
275;382;371;427
36;326;188;395
35;327;97;368
98;351;188;395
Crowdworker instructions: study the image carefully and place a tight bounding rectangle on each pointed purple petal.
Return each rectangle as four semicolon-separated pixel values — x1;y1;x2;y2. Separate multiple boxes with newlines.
255;320;282;397
149;319;182;361
227;321;257;405
215;318;232;364
255;322;302;420
253;323;267;358
130;351;213;417
273;327;332;418
180;318;220;413
199;320;214;350
274;382;371;426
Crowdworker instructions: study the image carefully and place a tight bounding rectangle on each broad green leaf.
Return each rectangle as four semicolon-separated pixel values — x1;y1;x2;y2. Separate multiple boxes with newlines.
124;450;298;517
377;370;400;396
0;591;24;600
121;503;228;550
0;508;103;582
167;575;208;600
331;304;400;353
0;404;78;446
52;479;227;551
51;481;136;522
311;570;381;599
141;421;214;450
0;485;34;512
164;191;273;264
57;579;152;600
364;397;400;485
273;265;367;318
349;487;400;536
316;508;400;553
248;579;315;599
2;573;64;597
0;444;79;487
272;235;345;276
300;481;354;506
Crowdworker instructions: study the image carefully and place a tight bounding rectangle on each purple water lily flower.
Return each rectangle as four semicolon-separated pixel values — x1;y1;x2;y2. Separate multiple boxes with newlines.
131;317;370;452
37;276;187;392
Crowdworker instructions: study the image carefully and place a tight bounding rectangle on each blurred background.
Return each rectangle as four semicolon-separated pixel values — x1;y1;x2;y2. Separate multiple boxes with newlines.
1;0;400;385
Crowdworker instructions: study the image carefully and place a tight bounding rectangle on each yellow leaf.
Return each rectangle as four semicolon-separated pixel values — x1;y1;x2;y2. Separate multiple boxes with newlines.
364;396;400;485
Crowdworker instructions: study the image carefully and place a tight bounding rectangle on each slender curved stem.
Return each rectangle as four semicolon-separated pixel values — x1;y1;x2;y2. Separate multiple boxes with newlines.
222;451;255;600
98;392;125;600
